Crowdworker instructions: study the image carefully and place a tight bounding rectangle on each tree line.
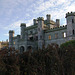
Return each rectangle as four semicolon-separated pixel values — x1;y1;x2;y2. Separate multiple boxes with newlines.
0;40;75;75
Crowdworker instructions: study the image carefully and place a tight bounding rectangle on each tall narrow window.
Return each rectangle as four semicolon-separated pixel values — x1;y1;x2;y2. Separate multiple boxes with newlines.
72;19;74;23
40;35;42;39
48;35;51;40
62;32;66;38
55;33;58;39
73;30;74;35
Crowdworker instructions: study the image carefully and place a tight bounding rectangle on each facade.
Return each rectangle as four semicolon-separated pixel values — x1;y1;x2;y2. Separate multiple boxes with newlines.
9;12;75;53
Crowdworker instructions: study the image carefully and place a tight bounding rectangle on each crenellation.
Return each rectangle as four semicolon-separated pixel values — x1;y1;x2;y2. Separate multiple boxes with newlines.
66;12;75;18
9;30;14;33
20;23;26;27
37;17;44;21
9;11;75;52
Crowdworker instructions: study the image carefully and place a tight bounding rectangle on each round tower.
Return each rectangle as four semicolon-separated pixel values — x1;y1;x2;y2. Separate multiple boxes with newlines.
66;12;75;37
37;17;44;49
9;30;14;47
20;23;26;39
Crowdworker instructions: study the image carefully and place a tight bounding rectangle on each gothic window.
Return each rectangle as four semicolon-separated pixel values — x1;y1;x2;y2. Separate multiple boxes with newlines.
55;33;58;39
72;19;74;23
48;35;51;40
73;30;74;35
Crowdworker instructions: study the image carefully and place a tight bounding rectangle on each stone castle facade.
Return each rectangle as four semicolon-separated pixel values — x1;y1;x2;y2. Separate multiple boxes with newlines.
9;12;75;53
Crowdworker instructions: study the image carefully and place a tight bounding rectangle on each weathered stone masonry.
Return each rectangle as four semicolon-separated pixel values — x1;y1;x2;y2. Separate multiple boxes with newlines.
9;12;75;52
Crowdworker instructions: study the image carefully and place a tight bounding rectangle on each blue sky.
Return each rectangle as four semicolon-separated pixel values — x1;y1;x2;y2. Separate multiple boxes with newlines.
0;0;75;41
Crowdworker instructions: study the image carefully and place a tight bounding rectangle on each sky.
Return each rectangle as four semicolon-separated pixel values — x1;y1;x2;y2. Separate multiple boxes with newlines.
0;0;75;41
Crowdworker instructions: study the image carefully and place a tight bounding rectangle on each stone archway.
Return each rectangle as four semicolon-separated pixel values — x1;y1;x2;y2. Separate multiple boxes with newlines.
20;46;24;53
27;46;32;51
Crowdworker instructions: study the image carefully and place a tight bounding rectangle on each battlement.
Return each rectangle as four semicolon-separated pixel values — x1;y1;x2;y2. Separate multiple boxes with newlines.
20;23;26;27
45;25;67;33
9;30;14;33
51;25;67;30
37;17;44;21
46;14;51;17
66;12;75;18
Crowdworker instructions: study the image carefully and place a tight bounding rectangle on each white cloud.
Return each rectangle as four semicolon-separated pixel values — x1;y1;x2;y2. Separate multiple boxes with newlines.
4;20;24;30
30;0;75;25
4;33;9;36
0;0;75;41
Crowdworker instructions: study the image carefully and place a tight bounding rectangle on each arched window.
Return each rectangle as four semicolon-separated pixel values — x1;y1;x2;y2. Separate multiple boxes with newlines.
20;46;24;53
27;46;32;51
73;30;74;35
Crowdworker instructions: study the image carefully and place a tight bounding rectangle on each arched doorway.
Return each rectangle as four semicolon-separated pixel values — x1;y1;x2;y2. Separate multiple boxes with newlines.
27;46;32;51
20;46;24;53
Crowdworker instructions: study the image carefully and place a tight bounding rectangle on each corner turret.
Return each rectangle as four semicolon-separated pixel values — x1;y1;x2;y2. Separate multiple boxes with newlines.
66;12;75;37
9;30;14;47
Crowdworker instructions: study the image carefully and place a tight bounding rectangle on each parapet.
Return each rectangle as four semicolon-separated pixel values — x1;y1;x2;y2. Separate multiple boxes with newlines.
45;25;67;33
37;17;44;21
9;30;14;33
46;14;51;18
20;23;26;27
66;12;75;18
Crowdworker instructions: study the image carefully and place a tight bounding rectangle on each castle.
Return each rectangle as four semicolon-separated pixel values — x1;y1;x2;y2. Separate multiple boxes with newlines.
9;12;75;53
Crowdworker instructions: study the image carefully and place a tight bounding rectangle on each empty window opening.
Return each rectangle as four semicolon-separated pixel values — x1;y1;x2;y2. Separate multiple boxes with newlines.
30;37;33;41
72;19;74;23
55;33;58;39
20;46;24;53
62;32;66;38
27;46;32;51
73;30;74;35
40;35;42;39
36;36;38;40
